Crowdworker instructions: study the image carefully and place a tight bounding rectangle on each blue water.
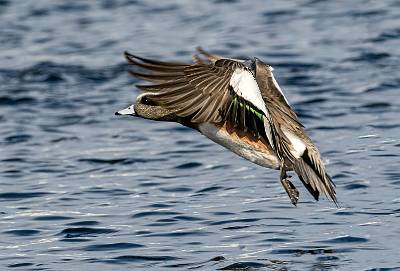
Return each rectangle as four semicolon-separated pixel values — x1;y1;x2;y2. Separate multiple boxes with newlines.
1;1;400;270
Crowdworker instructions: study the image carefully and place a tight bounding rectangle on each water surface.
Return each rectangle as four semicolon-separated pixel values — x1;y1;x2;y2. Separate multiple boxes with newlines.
1;0;400;270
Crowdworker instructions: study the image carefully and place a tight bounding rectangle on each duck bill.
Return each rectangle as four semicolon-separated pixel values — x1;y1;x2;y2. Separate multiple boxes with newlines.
115;104;136;116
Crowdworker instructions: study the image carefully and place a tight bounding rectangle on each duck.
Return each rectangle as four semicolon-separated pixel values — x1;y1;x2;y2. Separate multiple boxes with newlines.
116;47;337;206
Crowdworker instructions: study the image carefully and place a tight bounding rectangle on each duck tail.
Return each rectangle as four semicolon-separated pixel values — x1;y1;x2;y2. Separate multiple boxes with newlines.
293;148;338;206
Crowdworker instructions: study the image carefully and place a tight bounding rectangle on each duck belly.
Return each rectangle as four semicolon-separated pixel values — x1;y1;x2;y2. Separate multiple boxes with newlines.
198;123;280;170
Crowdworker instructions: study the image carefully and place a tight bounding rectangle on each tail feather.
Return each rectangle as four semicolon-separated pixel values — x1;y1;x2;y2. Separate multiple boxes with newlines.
293;149;337;205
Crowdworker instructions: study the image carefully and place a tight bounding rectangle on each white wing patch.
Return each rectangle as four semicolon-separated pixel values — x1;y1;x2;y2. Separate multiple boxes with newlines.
229;67;276;149
229;66;301;158
229;67;267;114
270;70;290;105
282;128;306;158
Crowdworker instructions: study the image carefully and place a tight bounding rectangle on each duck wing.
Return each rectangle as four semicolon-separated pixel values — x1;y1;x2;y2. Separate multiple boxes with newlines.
254;58;337;204
125;52;276;140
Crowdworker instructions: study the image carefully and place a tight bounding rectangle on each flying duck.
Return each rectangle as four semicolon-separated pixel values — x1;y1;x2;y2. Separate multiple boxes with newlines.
116;47;337;206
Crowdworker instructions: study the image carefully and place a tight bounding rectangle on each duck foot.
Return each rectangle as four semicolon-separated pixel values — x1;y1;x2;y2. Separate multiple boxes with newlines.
279;164;299;206
280;179;299;206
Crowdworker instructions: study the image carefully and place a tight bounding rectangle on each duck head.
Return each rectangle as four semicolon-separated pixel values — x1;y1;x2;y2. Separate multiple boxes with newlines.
116;93;177;122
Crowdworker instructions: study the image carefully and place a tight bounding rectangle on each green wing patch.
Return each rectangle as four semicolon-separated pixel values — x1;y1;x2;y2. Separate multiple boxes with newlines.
233;97;264;121
224;90;267;139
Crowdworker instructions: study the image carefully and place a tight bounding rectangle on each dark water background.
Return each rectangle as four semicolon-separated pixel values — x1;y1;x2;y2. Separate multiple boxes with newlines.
1;1;400;270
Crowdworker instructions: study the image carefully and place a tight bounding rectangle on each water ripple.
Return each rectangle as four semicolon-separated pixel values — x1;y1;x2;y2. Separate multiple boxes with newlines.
58;227;117;238
83;242;144;251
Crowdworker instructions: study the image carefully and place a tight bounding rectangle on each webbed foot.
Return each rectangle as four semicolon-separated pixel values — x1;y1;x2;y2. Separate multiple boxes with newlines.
280;178;299;206
280;164;299;206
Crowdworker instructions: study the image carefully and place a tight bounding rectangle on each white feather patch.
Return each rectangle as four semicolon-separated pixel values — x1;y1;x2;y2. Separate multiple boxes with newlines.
229;67;275;149
283;129;306;158
229;68;268;114
270;72;289;105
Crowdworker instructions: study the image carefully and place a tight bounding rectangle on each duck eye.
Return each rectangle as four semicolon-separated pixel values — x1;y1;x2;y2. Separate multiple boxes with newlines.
141;96;157;106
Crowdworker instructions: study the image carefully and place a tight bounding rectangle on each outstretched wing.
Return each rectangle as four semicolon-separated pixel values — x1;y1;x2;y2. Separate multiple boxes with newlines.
125;52;274;139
